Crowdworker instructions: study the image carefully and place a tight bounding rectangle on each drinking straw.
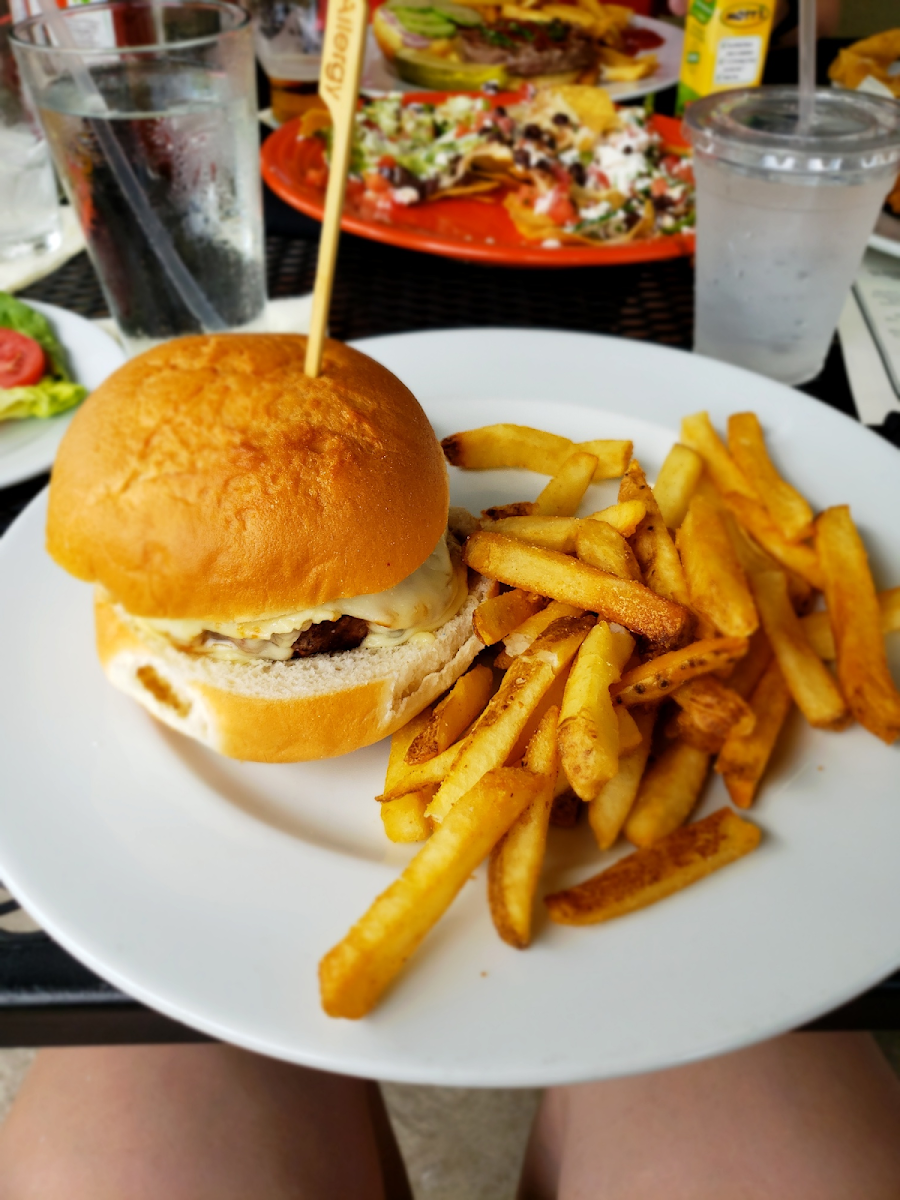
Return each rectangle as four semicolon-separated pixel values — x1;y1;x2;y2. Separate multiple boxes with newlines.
30;0;226;331
798;0;816;132
304;0;368;378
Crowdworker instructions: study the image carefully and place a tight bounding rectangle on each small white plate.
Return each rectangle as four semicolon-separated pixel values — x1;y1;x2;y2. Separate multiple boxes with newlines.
871;209;900;260
0;329;899;1086
0;301;126;489
360;16;683;103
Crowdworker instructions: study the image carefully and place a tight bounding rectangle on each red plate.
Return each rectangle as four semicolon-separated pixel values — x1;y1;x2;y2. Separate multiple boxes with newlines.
261;95;695;267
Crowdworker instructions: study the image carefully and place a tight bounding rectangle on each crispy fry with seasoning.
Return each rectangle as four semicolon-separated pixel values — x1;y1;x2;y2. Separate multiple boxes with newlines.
545;808;761;925
715;657;793;808
611;636;749;707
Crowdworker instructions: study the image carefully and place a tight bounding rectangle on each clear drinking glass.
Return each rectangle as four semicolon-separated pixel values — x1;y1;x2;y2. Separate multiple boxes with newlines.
684;87;900;386
0;13;61;261
249;0;325;125
11;1;267;354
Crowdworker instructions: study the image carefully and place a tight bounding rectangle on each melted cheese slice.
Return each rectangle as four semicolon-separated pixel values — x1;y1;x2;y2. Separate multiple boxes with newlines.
122;534;467;662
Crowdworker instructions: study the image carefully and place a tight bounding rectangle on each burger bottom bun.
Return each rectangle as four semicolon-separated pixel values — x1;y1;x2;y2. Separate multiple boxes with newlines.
95;572;492;763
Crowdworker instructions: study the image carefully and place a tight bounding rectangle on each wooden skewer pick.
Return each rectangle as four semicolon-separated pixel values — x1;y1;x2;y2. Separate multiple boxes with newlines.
304;0;369;378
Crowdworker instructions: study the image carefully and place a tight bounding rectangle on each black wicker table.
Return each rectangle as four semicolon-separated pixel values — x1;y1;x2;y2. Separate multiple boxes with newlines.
1;177;899;1045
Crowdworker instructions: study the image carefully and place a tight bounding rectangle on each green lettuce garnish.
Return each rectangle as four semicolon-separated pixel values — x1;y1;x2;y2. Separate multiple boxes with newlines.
0;291;88;422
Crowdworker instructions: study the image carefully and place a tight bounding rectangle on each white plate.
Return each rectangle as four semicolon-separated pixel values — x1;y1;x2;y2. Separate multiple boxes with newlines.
0;302;126;489
0;329;899;1087
871;209;900;260
360;16;682;103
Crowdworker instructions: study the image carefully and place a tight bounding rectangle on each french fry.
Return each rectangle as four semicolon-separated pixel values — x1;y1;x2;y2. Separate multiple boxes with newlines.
465;532;691;649
727;413;814;543
533;451;598;517
588;499;647;537
724;626;773;698
669;676;755;753
575;438;632;480
816;506;900;744
426;615;594;821
381;788;436;843
715;658;793;808
589;706;655;850
616;706;642;756
381;741;463;800
721;491;824;591
800;586;900;660
748;568;847;729
624;739;710;847
680;411;758;500
550;789;581;827
480;515;581;553
541;2;595;25
406;664;494;764
482;501;536;520
653;443;704;529
502;599;583;660
488;708;559;948
677;493;758;638
611;636;749;707
545;808;761;925
442;424;571;473
385;706;434;791
508;658;571;764
473;588;547;646
320;766;544;1018
619;459;691;608
575;518;642;581
724;507;814;612
441;424;629;481
559;623;634;802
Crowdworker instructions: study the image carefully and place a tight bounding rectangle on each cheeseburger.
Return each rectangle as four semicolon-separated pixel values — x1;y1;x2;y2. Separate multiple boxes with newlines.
46;334;489;761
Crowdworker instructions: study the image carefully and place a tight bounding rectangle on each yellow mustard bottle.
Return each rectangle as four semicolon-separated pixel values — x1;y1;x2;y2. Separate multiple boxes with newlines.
677;0;777;114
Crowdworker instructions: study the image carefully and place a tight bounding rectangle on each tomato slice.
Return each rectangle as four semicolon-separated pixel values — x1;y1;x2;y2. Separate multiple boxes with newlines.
0;329;46;389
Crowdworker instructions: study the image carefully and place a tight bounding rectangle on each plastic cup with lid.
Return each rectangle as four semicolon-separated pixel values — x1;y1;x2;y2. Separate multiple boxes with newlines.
683;86;900;386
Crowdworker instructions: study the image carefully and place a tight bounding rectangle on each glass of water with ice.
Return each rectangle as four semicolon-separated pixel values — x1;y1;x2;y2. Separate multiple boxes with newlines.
0;13;60;262
684;87;900;387
11;1;267;354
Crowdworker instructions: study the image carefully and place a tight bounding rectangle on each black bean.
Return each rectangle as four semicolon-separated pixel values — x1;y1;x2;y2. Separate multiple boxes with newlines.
523;123;542;140
513;148;530;167
569;162;586;186
552;111;570;126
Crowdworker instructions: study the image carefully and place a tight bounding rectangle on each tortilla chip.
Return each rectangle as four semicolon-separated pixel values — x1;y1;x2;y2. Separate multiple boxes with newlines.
829;31;900;98
503;193;595;245
435;178;503;199
543;85;618;134
300;106;332;137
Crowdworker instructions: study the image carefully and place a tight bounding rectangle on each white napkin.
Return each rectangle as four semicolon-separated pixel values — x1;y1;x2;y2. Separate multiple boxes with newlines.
0;207;86;295
838;250;900;425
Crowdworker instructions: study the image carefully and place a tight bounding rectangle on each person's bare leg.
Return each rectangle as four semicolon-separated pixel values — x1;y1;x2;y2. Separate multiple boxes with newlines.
519;1033;900;1200
0;1044;408;1200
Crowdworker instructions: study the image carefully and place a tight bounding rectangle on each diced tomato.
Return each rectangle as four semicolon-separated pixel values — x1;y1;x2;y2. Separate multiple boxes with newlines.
592;169;610;190
377;154;397;170
455;123;472;137
650;177;669;198
363;171;392;194
305;166;329;189
0;329;45;389
548;192;577;226
346;178;365;200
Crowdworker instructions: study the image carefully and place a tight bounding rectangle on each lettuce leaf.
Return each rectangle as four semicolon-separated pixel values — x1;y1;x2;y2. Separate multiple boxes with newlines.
0;379;87;421
0;291;87;421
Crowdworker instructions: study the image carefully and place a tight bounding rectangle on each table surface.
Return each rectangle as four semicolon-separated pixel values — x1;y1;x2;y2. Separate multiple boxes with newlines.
1;79;899;1044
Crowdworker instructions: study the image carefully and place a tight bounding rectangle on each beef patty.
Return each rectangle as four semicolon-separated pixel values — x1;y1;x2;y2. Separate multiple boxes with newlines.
459;19;596;76
291;615;370;658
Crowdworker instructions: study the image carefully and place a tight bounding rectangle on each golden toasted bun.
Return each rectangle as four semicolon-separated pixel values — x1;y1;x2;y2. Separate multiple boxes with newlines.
47;334;448;622
94;569;491;762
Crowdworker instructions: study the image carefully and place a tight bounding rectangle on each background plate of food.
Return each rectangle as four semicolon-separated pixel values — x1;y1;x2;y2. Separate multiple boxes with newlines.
0;328;899;1085
0;296;125;488
360;0;683;103
262;86;695;264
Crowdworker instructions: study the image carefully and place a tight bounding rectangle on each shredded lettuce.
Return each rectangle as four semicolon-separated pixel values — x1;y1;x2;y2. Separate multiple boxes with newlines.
0;291;88;422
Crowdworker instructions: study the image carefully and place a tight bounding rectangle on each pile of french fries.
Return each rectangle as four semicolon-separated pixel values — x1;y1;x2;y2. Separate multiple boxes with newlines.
319;414;900;1019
